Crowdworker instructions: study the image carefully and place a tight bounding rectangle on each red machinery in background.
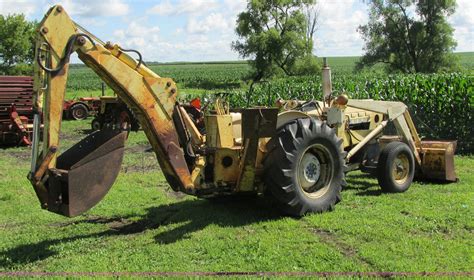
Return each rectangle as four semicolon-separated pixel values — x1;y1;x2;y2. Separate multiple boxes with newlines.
0;76;36;146
63;97;101;120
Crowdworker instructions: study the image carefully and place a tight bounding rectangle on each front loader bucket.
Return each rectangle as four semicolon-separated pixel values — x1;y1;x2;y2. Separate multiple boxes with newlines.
45;129;127;217
419;140;457;182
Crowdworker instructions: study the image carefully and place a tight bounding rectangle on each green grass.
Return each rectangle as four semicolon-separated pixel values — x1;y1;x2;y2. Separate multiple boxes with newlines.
0;120;472;274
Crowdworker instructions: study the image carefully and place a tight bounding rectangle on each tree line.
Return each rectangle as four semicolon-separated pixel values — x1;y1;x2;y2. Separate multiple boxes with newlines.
0;0;459;78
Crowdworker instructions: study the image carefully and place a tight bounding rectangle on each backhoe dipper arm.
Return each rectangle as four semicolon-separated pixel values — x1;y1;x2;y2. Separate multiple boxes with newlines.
30;5;194;215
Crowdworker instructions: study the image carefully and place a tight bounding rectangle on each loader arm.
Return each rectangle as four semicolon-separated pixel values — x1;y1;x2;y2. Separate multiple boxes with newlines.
29;5;194;216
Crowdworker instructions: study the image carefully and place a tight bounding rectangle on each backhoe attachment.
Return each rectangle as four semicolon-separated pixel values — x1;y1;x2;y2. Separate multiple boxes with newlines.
29;5;194;217
39;130;127;217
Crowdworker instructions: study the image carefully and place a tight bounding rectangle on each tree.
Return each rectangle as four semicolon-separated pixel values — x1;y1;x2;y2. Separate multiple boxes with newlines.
232;0;319;81
304;2;319;51
357;0;457;73
0;14;36;75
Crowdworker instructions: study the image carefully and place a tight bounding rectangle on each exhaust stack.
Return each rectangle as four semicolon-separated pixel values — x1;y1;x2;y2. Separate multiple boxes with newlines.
322;57;332;107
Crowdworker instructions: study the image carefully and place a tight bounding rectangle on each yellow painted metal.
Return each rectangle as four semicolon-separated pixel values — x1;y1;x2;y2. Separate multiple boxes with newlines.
78;45;193;190
393;113;422;165
419;141;457;181
191;156;205;187
179;106;204;146
236;138;257;192
214;148;241;184
276;110;309;129
39;6;77;61
392;153;410;184
34;6;77;169
205;115;234;148
31;5;194;195
108;44;161;79
403;110;422;148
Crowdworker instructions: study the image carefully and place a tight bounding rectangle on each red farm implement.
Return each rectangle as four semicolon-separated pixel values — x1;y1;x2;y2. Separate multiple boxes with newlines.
0;76;36;146
63;97;101;120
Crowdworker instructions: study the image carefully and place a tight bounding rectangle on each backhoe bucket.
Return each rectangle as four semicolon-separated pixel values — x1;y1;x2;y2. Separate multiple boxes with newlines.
419;140;457;182
45;129;127;217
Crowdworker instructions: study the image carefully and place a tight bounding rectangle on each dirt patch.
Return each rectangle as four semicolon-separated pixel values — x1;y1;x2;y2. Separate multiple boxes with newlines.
59;131;81;142
308;227;377;269
121;144;160;173
125;145;152;154
2;149;31;161
105;210;179;235
121;164;160;173
0;222;25;229
165;189;187;200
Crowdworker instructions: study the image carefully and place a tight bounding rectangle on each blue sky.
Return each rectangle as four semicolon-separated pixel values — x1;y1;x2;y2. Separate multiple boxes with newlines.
1;0;473;62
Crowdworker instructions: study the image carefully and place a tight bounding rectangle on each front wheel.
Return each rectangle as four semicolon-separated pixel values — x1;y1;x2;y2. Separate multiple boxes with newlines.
377;141;415;193
91;118;102;131
263;118;346;216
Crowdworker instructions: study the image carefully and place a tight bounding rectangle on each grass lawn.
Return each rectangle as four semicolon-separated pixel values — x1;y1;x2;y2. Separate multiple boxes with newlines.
0;119;472;275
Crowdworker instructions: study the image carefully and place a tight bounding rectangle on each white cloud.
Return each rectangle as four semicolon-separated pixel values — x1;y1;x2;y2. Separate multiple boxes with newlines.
450;0;474;52
143;0;246;61
112;20;163;62
314;0;474;57
223;0;246;12
146;0;174;16
152;37;237;62
54;0;129;17
148;0;219;16
314;0;367;56
186;12;230;34
0;0;39;17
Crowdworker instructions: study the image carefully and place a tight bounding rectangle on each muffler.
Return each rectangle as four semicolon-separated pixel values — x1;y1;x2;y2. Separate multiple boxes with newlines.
43;129;127;217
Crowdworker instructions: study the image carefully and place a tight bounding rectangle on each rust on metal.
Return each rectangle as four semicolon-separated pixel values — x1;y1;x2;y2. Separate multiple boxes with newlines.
77;45;194;192
46;129;127;217
33;146;57;182
237;108;278;192
0;76;35;146
418;140;457;182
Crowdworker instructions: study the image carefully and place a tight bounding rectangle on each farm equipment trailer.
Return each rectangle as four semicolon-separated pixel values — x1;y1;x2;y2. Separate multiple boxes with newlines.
28;5;457;217
0;76;36;146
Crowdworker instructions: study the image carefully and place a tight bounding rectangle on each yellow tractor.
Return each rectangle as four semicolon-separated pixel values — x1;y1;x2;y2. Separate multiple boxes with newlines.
28;6;457;217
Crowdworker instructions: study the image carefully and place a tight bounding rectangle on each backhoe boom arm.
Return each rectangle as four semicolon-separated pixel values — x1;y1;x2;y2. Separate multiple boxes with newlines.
30;5;194;216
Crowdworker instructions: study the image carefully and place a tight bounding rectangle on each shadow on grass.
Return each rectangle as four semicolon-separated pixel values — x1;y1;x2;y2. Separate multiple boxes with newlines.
345;174;383;197
0;196;281;268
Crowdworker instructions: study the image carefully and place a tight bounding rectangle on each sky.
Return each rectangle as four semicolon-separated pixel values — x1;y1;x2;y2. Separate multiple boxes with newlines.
0;0;473;62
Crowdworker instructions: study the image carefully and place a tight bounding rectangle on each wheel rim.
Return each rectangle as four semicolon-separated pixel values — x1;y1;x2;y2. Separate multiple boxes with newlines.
92;120;101;131
73;107;87;119
297;144;334;198
392;153;409;184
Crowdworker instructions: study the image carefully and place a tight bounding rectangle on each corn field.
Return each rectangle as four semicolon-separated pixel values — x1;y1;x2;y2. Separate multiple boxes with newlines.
66;63;473;153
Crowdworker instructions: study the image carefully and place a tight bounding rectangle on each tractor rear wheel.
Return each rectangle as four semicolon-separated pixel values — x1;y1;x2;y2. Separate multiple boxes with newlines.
377;141;415;193
263;118;346;216
71;103;89;120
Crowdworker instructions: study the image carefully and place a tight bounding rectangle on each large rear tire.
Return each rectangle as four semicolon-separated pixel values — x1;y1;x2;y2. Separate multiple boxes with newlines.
70;103;89;120
263;118;346;216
